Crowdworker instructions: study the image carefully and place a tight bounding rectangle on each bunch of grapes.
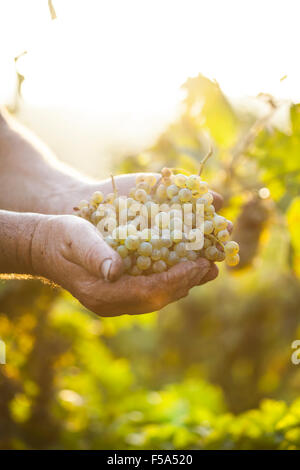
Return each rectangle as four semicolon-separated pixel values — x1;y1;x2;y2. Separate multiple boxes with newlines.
74;156;240;276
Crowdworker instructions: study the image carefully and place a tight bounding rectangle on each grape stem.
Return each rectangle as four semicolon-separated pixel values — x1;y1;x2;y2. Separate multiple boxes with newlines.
110;174;118;197
198;146;213;176
207;233;225;251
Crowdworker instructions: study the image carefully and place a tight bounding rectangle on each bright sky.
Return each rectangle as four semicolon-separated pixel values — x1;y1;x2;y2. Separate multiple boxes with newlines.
0;0;298;175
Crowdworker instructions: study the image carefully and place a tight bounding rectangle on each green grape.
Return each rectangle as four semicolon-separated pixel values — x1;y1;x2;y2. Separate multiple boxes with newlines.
224;241;239;255
152;260;167;273
134;189;148;203
136;174;146;185
213;215;227;231
105;235;118;248
197;181;209;195
170;196;180;206
123;256;132;271
78;199;89;209
174;173;187;188
204;220;214;234
125;235;140;250
136;182;151;193
217;229;230;243
127;224;138;236
166;184;179;199
226;253;240;266
138;241;153;256
80;206;90;218
186;175;201;190
144;174;157;187
215;250;226;262
175;242;186;257
205;204;215;216
150;237;161;249
137;255;151;270
186;250;198;261
204;245;219;260
91;191;104;204
184;212;195;228
117;245;129;258
160;247;170;260
151;249;161;261
178;188;192;202
167;251;179;266
156;184;167;199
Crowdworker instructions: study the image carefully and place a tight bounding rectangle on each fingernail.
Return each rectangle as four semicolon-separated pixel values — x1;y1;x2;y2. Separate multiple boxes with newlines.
101;259;112;281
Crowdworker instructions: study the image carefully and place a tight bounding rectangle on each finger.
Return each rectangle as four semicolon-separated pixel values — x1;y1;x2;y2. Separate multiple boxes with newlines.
64;221;124;281
198;263;219;285
210;191;223;212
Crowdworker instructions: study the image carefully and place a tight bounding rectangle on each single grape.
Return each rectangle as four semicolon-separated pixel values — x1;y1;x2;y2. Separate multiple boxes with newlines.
134;189;148;203
166;184;179;199
156;184;167;200
136;182;151;193
150;238;161;249
160;247;170;260
204;245;219;261
197;181;209;195
167;251;180;266
152;260;167;273
205;204;215;216
174;173;187;188
144;174;157;187
161;231;172;248
179;188;192;203
224;241;239;255
186;175;201;190
117;245;129;258
125;235;140;250
91;191;104;204
105;235;118;248
169;209;182;219
80;207;90;218
170;196;181;206
123;256;132;271
78;199;89;209
138;241;153;256
217;229;230;243
204;220;214;234
151;249;161;261
226;253;240;266
213;215;227;231
215;250;226;262
175;242;186;257
137;255;152;270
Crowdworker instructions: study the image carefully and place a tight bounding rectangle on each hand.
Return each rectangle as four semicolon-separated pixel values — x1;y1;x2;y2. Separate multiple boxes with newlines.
30;214;216;316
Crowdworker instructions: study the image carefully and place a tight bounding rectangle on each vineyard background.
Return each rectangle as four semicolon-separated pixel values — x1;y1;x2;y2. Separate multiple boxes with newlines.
1;0;300;450
1;73;300;449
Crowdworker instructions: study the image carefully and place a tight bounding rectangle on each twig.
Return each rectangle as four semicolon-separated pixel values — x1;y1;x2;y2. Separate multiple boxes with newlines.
198;145;213;176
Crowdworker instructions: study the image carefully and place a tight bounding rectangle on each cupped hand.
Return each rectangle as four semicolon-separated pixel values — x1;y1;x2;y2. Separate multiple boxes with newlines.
31;214;216;317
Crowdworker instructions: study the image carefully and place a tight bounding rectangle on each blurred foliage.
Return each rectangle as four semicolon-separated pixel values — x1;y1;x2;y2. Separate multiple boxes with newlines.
1;74;300;449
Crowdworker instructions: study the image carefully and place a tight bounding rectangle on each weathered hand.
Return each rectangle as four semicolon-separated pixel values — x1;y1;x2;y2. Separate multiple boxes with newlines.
31;214;215;317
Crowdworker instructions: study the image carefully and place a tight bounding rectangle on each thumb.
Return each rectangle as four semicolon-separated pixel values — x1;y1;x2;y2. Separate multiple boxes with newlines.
66;222;124;281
